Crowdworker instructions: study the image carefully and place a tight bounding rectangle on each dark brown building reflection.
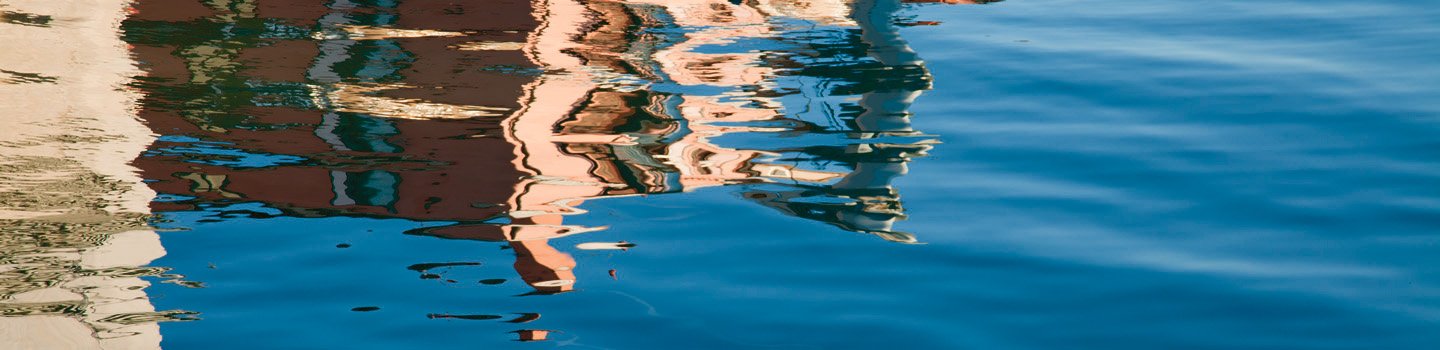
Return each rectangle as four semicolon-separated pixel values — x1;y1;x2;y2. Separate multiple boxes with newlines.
125;0;974;341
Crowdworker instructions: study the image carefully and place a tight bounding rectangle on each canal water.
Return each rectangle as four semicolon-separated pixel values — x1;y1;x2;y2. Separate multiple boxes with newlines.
2;0;1438;349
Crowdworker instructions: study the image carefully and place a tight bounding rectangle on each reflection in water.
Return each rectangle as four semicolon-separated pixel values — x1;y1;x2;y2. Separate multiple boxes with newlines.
6;0;984;345
0;0;190;348
6;0;1434;347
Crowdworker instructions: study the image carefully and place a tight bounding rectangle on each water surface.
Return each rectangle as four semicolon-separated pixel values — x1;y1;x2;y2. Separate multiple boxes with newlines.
2;0;1438;349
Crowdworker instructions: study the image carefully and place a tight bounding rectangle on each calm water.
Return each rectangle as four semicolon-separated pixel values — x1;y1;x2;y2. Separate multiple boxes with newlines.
3;0;1439;349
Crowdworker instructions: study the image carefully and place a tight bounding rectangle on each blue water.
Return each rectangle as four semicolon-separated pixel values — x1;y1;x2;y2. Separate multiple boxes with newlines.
115;0;1440;349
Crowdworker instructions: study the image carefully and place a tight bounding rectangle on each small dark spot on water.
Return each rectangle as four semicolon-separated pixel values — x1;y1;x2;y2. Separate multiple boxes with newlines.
505;313;541;323
407;262;481;272
479;279;506;285
428;313;501;320
336;243;351;248
420;273;441;279
351;307;380;312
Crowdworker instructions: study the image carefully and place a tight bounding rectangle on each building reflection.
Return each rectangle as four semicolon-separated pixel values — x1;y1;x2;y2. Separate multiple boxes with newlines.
1;1;183;348
120;0;983;342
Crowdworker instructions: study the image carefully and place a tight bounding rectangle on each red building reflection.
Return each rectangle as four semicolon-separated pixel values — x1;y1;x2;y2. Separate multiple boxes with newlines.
127;0;974;341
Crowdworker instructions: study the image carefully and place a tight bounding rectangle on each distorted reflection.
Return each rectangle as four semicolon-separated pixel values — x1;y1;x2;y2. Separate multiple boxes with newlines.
1;1;189;348
10;0;996;344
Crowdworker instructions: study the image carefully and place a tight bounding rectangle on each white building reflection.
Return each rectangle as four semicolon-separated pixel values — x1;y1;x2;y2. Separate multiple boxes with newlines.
1;1;171;348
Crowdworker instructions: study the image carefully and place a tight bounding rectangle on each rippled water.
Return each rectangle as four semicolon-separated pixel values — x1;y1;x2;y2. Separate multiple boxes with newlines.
3;0;1439;348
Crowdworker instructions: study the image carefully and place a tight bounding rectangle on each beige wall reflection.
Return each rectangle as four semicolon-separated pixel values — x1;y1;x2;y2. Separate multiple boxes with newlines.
1;1;174;349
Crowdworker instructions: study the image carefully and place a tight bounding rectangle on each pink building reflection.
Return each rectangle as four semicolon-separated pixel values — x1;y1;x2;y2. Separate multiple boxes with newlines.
125;0;977;341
